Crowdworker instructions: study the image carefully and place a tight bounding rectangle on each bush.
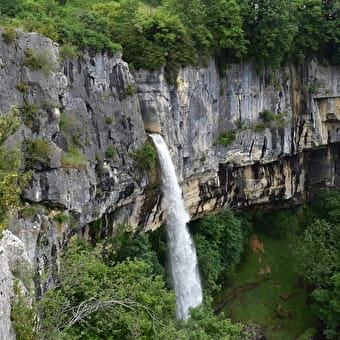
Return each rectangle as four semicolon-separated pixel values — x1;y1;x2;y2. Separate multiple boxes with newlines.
259;110;276;122
19;204;45;219
15;83;29;93
59;43;79;61
61;146;86;168
253;123;266;132
234;118;246;129
22;48;55;76
2;27;18;44
105;146;116;158
191;210;251;293
59;110;77;132
130;142;156;173
125;83;137;96
53;212;70;224
11;279;36;340
253;209;298;239
104;116;113;125
22;103;37;127
216;130;237;146
26;139;51;166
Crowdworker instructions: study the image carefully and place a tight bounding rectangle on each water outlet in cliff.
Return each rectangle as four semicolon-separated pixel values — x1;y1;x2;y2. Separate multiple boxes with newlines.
150;134;203;321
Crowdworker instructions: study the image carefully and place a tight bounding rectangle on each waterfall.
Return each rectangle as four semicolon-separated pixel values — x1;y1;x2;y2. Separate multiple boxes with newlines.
150;134;203;321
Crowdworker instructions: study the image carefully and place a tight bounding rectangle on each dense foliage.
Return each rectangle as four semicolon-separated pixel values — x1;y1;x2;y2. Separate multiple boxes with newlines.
294;190;340;339
0;0;338;75
191;210;252;293
36;234;248;339
0;106;30;230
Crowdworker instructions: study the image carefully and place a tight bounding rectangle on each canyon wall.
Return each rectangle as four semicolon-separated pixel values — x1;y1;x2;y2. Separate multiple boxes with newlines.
0;29;340;338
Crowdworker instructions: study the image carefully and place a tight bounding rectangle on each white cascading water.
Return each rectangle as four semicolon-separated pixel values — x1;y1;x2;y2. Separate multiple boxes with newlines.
150;134;203;321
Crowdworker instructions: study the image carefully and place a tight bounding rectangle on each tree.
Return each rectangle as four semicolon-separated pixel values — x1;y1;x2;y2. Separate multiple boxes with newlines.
311;273;340;339
0;0;23;17
37;237;248;339
37;239;175;340
295;216;340;339
292;0;326;61
239;0;298;70
192;210;249;293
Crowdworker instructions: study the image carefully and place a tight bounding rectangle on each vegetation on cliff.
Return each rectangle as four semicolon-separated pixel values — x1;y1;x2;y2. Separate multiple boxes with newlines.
0;0;339;74
0;106;30;236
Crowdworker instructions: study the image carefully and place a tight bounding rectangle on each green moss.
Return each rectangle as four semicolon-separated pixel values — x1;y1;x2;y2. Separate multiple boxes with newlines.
216;130;237;146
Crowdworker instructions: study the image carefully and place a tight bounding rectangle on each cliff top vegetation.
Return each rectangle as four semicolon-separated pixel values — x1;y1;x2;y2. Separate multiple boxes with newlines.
0;0;339;74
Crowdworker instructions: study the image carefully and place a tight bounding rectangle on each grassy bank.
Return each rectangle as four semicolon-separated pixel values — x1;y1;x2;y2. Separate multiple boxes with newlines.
214;231;319;340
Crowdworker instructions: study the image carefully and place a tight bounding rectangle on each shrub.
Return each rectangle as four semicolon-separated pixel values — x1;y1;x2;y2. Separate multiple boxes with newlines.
11;279;36;340
61;146;86;168
2;27;17;44
0;106;20;145
105;146;116;158
40;101;56;112
130;142;156;172
105;116;113;125
19;204;45;219
253;209;298;239
71;131;83;147
259;109;275;122
216;130;237;146
125;83;137;96
22;48;55;76
26;139;51;166
234;118;246;129
22;103;37;127
15;83;29;93
275;112;288;127
53;212;70;224
59;43;79;61
253;123;266;132
59;110;77;132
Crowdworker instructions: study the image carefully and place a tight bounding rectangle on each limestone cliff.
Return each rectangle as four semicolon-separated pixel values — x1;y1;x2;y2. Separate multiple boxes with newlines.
0;29;340;338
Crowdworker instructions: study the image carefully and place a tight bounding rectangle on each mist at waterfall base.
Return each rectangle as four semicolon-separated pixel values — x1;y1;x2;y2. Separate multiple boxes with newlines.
150;134;203;321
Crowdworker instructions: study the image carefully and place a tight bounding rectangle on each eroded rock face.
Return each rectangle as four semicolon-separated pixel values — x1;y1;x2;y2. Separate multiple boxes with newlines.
1;29;339;235
135;61;340;218
1;28;340;339
0;230;32;340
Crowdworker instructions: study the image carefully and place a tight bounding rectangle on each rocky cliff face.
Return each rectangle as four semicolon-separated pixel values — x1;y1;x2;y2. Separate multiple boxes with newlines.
1;29;340;337
136;61;340;216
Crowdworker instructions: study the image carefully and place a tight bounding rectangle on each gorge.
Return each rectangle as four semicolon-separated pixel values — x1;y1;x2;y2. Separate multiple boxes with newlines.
0;28;340;339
